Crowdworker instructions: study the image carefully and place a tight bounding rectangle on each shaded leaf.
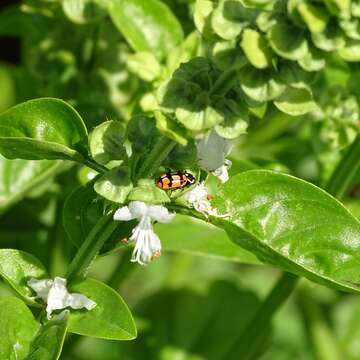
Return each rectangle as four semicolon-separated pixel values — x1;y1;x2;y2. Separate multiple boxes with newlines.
27;313;68;360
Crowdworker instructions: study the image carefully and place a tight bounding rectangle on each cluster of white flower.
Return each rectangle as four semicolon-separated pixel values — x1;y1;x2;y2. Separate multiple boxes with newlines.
114;201;175;265
114;131;231;266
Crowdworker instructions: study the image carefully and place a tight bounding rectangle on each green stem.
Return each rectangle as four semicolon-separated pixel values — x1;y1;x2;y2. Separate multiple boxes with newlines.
75;155;108;174
225;272;298;360
66;214;118;280
325;134;360;199
136;136;176;180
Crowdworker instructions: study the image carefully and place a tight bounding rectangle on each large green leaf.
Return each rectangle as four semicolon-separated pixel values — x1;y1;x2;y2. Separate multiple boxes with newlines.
0;155;61;213
68;278;137;340
211;170;360;293
156;214;259;264
0;297;40;360
26;313;68;360
109;0;184;61
0;249;47;305
0;98;88;161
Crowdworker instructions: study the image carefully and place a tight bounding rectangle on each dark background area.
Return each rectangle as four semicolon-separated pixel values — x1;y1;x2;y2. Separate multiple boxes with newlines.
0;0;21;64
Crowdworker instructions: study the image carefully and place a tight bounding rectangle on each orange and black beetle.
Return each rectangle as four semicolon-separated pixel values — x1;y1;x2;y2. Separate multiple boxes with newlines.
156;171;195;190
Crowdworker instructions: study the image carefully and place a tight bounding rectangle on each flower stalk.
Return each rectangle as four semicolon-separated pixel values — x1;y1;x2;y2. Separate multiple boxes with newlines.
66;213;118;280
136;135;176;180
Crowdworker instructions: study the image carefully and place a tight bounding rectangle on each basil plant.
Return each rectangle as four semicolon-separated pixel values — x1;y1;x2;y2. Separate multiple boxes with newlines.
0;0;359;359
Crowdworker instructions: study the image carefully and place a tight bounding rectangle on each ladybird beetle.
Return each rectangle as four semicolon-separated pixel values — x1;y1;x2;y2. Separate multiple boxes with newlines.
156;171;195;190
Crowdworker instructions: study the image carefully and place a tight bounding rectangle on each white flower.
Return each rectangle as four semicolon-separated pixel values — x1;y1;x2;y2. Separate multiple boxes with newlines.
184;182;228;218
28;277;96;319
114;201;175;265
197;131;232;183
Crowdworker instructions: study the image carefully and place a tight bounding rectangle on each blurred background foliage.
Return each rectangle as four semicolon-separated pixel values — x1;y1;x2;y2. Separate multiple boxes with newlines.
0;0;359;359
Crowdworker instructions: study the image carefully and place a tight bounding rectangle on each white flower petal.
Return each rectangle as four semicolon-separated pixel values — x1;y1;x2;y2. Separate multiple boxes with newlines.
67;293;97;310
197;131;232;171
148;205;175;223
128;201;149;219
27;278;53;301
114;206;134;221
185;182;227;218
130;222;162;265
29;277;96;319
212;165;229;183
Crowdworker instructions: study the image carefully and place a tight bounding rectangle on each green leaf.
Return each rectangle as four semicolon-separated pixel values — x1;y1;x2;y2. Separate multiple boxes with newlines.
62;0;108;24
0;155;61;213
194;0;215;34
175;99;223;132
274;87;318;116
297;45;326;71
0;249;47;305
109;0;184;61
0;98;88;161
214;98;249;139
94;166;133;204
154;111;188;146
239;65;286;102
268;21;308;60
0;297;40;360
156;215;259;264
338;39;360;61
297;2;329;33
128;179;170;204
312;26;346;51
89;120;126;166
126;52;161;82
240;28;272;69
68;278;137;340
212;170;360;294
26;313;68;360
63;185;103;248
278;62;315;90
211;0;257;40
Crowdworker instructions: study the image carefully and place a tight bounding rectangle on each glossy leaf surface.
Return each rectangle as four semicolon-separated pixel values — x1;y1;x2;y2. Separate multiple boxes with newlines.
212;170;360;293
0;98;88;160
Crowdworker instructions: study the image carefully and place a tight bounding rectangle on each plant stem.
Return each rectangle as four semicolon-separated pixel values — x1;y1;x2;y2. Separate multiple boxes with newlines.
325;134;360;199
66;214;118;280
75;155;108;174
225;272;298;360
136;135;176;180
